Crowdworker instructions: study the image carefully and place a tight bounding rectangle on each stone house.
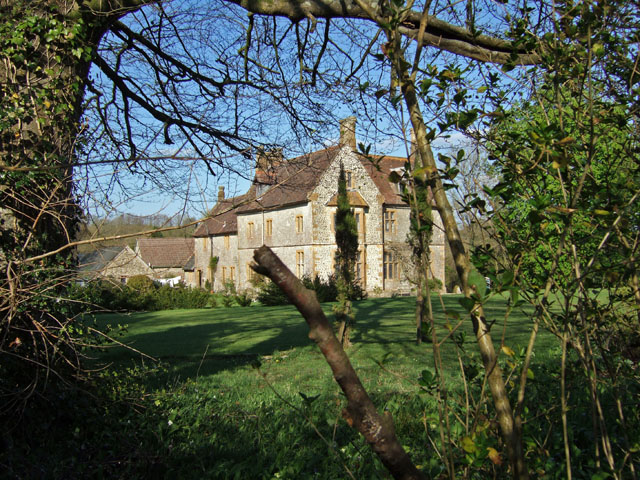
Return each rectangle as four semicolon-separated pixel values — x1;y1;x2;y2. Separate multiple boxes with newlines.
77;245;152;283
190;117;445;295
135;238;195;281
78;238;194;284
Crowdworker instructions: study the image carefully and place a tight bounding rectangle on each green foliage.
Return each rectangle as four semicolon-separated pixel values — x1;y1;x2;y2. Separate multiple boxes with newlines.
127;274;156;292
256;279;290;306
234;291;253;307
67;279;212;312
256;275;348;306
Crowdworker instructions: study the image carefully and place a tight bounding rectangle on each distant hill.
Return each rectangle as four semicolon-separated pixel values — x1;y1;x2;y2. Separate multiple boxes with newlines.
76;213;197;253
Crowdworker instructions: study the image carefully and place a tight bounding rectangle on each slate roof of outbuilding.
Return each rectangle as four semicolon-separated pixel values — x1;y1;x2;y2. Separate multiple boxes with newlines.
77;246;125;272
136;238;194;268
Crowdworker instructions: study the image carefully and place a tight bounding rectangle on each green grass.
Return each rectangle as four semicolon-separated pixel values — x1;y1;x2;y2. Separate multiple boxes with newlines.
93;294;554;377
8;295;638;479
89;294;560;414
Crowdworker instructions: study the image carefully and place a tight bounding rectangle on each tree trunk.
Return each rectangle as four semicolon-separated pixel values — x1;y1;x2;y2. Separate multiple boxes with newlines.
252;246;427;480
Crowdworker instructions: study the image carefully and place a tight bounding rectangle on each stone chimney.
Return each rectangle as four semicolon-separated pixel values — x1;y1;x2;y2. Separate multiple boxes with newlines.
217;186;225;202
255;148;283;185
339;116;357;150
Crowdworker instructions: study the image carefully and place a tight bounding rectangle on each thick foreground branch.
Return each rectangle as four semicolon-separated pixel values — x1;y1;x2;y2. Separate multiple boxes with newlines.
251;246;426;480
225;0;540;65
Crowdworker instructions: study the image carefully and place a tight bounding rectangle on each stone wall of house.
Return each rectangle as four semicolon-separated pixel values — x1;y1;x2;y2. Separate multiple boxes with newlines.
191;236;210;288
236;204;313;291
310;147;416;294
103;247;153;281
214;234;239;291
430;212;446;290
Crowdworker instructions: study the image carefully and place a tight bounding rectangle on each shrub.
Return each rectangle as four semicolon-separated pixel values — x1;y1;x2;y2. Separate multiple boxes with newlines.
256;279;290;306
127;275;156;293
235;291;253;307
68;279;212;312
257;274;362;306
428;277;443;292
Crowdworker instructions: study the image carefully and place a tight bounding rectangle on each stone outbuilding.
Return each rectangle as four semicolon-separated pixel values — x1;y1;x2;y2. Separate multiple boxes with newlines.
190;117;445;295
135;237;195;281
77;245;152;283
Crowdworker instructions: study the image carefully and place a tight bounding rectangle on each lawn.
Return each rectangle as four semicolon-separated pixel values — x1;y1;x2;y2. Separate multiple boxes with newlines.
79;294;559;478
93;294;553;380
11;295;597;480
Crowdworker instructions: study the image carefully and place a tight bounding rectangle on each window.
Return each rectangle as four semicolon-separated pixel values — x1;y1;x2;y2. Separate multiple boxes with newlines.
355;211;364;234
383;251;398;280
266;219;273;237
201;237;208;249
332;210;364;235
295;215;304;233
296;251;305;277
384;210;397;234
247;222;255;239
197;269;203;287
222;266;227;283
229;266;235;281
224;235;230;249
346;170;353;188
247;263;258;283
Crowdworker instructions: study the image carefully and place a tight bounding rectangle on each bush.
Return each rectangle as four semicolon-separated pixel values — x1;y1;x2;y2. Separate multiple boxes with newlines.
257;274;362;306
235;291;253;307
68;279;212;312
127;275;156;293
256;279;290;306
302;274;338;303
428;277;443;292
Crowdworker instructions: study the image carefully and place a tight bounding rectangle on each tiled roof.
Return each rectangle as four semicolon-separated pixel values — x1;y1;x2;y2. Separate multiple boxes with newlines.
183;254;195;271
136;238;194;268
236;146;341;213
193;190;254;237
194;146;410;239
360;154;407;205
77;246;124;272
326;190;370;207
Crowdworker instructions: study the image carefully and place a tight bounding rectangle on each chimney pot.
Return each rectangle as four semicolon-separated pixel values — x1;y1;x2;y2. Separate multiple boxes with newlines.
339;116;357;150
218;186;225;202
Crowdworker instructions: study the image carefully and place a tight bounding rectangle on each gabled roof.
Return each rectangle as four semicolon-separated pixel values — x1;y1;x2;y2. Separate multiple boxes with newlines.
136;238;194;268
326;190;370;208
236;146;341;213
194;146;410;238
360;154;407;206
77;246;125;272
193;190;254;237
